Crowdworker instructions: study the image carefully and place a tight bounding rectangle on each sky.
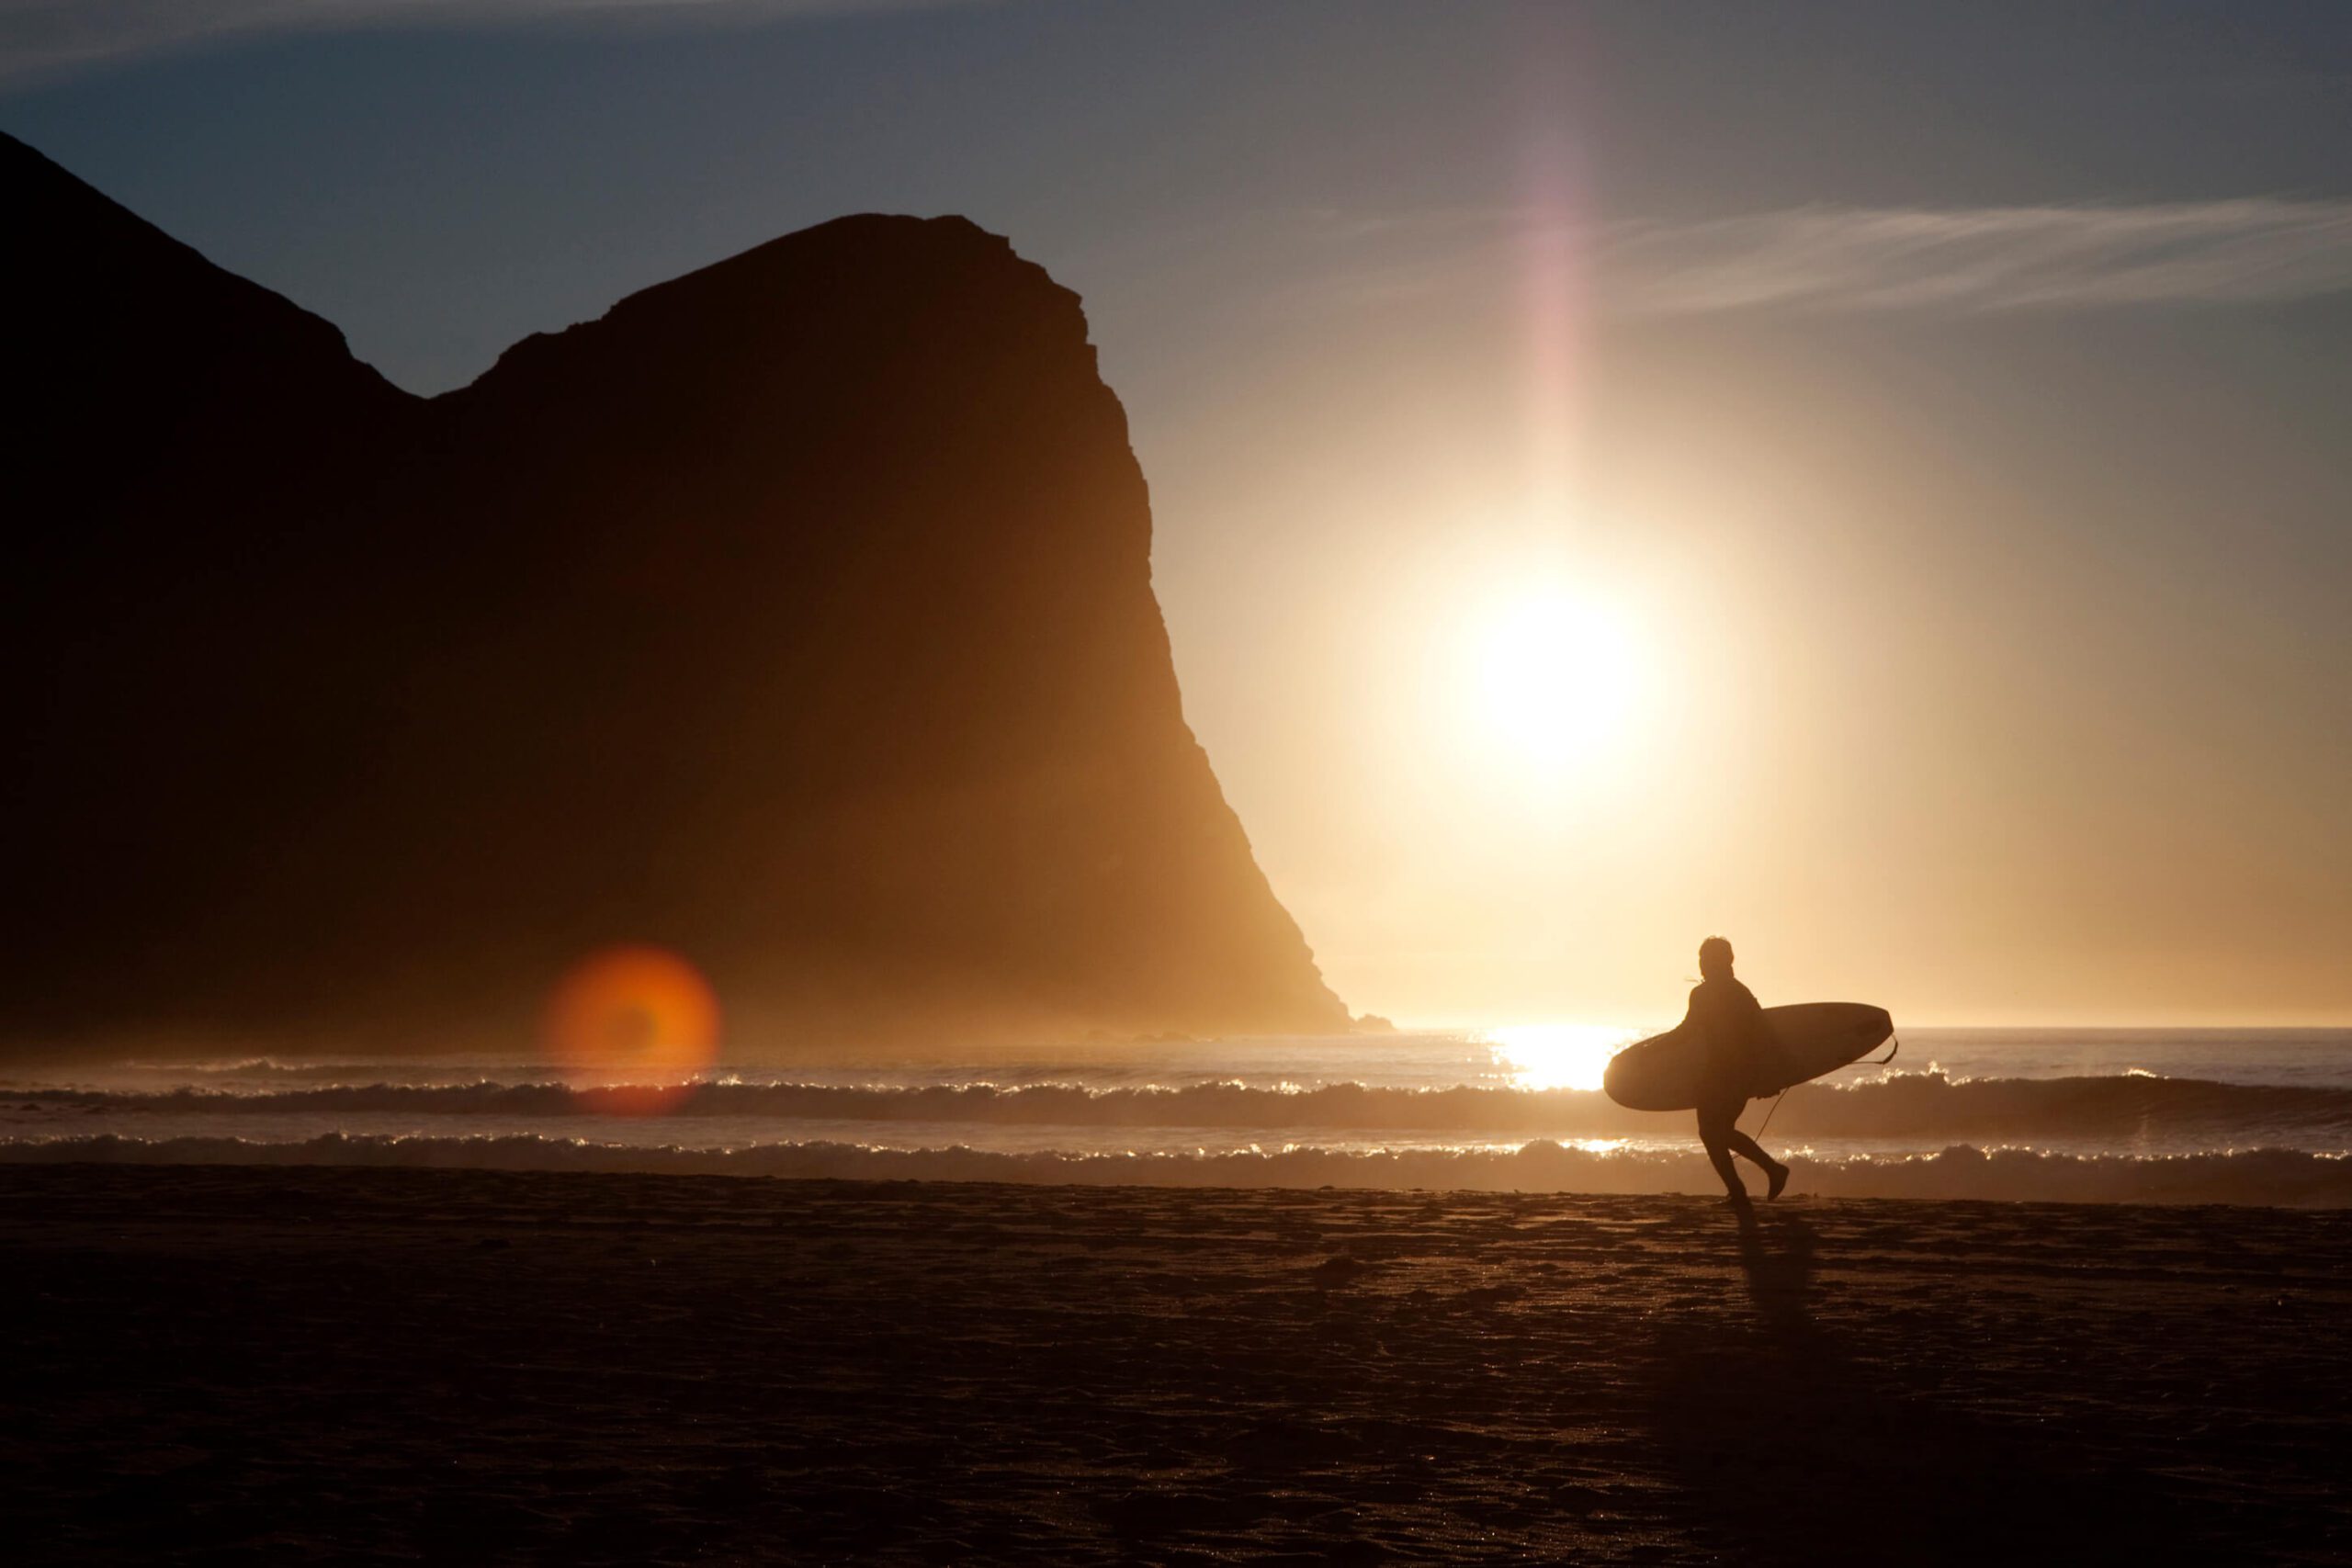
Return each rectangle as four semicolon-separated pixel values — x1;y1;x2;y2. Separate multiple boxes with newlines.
7;1;2350;1027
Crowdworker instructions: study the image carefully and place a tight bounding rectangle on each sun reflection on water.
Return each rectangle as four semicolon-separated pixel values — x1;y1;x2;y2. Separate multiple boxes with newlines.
1484;1022;1639;1092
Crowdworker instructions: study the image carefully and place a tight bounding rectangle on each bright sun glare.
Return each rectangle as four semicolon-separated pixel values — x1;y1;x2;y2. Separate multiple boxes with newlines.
1487;1022;1635;1092
1465;581;1645;772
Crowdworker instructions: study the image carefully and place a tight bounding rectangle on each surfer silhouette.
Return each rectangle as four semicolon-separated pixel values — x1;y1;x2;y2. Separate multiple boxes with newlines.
1685;936;1792;1206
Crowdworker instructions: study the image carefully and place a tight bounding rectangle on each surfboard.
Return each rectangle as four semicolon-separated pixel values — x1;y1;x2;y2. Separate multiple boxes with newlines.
1601;1001;1894;1112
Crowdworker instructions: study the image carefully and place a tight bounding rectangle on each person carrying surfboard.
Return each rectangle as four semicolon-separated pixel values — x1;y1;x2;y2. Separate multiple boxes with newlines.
1685;936;1792;1206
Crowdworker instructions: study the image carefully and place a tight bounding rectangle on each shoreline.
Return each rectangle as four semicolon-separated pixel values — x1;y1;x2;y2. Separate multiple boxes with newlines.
7;1134;2348;1208
7;1165;2349;1562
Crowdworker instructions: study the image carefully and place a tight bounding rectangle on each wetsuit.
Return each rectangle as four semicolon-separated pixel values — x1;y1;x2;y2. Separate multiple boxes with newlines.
1685;976;1782;1198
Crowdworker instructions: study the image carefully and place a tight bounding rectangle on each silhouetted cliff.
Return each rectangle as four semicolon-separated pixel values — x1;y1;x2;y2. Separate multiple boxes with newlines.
2;131;1347;1052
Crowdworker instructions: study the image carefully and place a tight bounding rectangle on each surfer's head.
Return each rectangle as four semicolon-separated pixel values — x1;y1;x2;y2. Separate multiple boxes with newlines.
1698;936;1734;980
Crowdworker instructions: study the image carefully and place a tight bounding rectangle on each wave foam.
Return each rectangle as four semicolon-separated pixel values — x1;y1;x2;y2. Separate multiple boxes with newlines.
5;1133;2346;1207
14;1072;2351;1144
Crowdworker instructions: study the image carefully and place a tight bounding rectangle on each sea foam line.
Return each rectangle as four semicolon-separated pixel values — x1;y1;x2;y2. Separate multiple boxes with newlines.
5;1133;2347;1207
10;1073;2352;1140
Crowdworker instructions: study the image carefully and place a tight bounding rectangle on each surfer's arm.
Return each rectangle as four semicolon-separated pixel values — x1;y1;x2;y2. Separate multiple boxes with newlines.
1734;991;1782;1088
1682;987;1719;1063
1687;986;1735;1075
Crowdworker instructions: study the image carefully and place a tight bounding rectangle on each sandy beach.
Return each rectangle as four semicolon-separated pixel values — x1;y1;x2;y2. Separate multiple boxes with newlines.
6;1167;2347;1564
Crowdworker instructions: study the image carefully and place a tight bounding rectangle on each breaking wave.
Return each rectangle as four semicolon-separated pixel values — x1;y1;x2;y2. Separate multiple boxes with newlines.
3;1132;2347;1207
14;1072;2352;1144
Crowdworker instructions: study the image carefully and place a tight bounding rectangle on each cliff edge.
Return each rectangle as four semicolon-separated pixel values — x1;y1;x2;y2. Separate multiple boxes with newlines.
2;131;1348;1051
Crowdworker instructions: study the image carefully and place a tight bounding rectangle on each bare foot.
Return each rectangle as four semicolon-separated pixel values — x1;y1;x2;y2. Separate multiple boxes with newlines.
1767;1162;1791;1201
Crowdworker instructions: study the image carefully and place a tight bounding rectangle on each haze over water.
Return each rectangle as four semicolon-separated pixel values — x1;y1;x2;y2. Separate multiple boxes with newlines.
11;1029;2349;1206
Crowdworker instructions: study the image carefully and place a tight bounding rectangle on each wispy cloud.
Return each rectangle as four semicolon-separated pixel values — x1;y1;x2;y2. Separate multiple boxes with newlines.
1203;199;2352;326
0;0;985;82
1601;200;2352;314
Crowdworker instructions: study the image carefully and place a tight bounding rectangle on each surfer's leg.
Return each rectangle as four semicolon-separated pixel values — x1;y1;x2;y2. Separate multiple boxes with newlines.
1696;1100;1746;1200
1723;1128;1770;1168
1723;1122;1792;1199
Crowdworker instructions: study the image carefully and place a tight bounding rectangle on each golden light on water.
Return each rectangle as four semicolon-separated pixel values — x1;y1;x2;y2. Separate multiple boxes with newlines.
1486;1022;1637;1092
544;944;720;1116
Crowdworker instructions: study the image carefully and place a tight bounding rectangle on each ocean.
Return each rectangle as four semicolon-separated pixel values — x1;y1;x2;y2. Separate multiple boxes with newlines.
6;1027;2349;1206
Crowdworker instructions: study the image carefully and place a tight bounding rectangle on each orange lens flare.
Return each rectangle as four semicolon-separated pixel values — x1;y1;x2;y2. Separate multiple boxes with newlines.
543;945;720;1116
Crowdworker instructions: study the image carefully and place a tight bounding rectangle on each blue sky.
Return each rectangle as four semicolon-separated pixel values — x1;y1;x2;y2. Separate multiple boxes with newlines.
8;2;2350;1021
14;3;2352;393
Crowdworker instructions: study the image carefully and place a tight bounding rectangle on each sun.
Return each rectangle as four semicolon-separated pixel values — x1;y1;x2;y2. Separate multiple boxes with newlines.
1464;579;1645;771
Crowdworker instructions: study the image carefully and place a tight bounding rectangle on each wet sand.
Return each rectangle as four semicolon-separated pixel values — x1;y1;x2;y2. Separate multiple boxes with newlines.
6;1167;2348;1564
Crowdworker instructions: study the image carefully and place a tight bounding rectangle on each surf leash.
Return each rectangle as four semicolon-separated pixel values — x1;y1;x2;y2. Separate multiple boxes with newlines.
1752;1032;1900;1139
